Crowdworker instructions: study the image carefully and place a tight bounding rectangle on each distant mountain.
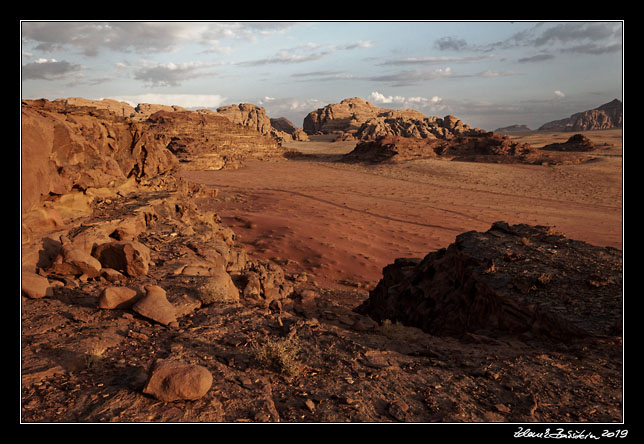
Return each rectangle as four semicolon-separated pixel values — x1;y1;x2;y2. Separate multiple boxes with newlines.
538;99;622;132
494;124;532;134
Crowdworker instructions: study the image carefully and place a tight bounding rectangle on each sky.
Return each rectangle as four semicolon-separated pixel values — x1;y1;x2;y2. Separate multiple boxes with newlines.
20;20;623;131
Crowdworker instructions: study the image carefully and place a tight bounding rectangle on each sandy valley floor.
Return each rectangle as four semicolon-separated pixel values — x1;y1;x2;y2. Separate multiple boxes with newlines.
183;129;622;290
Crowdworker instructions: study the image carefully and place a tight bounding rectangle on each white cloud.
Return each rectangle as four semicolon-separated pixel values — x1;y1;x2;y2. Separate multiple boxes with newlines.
108;93;228;110
554;90;566;98
343;40;373;50
368;91;445;113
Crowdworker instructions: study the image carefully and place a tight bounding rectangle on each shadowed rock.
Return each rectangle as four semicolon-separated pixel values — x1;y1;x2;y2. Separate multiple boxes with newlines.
356;222;622;341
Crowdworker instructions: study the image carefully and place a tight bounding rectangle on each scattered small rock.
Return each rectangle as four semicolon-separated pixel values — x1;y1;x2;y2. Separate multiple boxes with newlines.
304;398;316;413
387;400;410;421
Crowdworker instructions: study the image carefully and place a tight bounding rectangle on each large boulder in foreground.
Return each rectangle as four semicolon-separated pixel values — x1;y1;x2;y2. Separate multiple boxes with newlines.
356;222;622;341
143;360;213;402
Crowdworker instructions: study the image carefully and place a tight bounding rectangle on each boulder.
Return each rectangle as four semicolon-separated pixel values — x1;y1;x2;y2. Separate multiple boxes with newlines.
98;286;144;309
58;244;102;277
92;240;151;277
143;360;213;402
22;272;53;299
196;268;240;305
132;285;177;326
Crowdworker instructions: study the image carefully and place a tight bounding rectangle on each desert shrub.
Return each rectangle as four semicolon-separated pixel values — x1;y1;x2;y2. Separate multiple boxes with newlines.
252;338;301;377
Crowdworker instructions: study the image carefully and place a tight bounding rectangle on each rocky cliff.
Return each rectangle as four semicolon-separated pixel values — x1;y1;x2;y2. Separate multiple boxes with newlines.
21;99;284;222
215;103;308;142
538;99;622;132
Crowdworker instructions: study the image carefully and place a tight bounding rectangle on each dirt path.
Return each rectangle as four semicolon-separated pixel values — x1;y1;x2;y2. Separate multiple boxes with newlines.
182;131;622;290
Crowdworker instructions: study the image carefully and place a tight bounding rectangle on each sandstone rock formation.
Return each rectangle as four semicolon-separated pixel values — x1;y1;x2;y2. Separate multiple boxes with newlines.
133;103;188;121
21;271;54;299
271;117;310;141
144;110;282;171
355;112;482;141
54;97;136;118
344;132;534;164
538;99;622;132
302;97;482;142
356;221;622;341
541;134;596;152
270;117;297;134
132;285;178;326
21;99;284;218
21;99;178;214
217;103;274;135
216;103;302;143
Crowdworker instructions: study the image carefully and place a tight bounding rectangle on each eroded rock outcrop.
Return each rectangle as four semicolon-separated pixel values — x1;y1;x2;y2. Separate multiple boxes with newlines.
541;134;596;152
356;221;622;341
303;97;383;135
344;132;534;164
21;99;179;214
302;97;483;142
216;103;299;143
144;110;282;171
21;99;285;218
